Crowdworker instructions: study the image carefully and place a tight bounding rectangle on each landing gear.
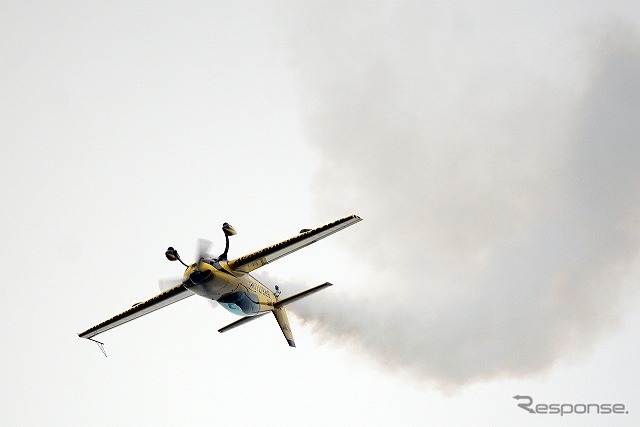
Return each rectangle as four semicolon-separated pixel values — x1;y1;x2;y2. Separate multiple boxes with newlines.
219;222;236;260
165;247;189;267
275;285;281;298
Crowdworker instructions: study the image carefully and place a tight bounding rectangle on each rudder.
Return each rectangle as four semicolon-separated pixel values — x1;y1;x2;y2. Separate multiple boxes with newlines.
272;306;295;347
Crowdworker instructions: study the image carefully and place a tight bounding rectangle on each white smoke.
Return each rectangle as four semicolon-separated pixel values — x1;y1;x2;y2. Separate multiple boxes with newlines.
279;3;640;390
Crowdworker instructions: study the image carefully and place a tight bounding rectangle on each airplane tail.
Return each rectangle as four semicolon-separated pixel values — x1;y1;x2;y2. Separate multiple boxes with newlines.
273;306;295;347
270;282;333;347
217;282;333;347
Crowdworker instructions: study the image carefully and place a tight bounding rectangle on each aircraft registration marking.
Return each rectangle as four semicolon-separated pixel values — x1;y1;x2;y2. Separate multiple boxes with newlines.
248;280;271;298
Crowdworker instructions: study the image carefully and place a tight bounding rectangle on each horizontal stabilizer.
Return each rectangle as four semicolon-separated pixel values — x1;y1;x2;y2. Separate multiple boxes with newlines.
275;282;333;308
218;312;269;333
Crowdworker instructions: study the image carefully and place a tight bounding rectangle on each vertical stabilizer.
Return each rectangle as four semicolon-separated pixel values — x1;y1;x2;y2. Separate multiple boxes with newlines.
273;306;295;347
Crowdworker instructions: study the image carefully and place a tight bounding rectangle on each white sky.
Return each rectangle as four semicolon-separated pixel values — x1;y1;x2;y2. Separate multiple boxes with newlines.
1;1;639;425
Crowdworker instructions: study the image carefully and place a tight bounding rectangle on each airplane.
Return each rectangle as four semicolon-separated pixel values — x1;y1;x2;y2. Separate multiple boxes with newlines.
78;214;362;353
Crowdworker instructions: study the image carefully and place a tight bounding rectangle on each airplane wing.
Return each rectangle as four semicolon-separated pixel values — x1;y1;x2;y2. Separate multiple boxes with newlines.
227;214;362;274
78;282;193;340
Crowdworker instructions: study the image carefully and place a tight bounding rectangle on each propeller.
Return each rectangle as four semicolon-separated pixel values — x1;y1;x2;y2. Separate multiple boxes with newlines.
166;225;233;286
158;276;183;292
184;237;212;285
197;238;213;261
166;238;213;267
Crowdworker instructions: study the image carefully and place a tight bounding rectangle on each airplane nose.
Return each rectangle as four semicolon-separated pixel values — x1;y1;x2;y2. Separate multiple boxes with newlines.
189;269;212;285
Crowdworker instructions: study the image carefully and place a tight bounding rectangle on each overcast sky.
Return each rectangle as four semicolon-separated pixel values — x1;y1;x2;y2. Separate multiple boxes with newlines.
1;1;639;425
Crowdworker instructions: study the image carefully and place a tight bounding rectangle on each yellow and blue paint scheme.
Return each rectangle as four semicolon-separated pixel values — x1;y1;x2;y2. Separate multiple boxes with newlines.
78;214;361;348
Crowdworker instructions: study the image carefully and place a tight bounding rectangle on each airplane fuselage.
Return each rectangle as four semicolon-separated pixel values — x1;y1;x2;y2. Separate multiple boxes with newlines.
183;260;276;317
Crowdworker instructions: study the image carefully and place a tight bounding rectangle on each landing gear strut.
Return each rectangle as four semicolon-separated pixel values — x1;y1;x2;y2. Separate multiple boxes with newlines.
219;222;236;260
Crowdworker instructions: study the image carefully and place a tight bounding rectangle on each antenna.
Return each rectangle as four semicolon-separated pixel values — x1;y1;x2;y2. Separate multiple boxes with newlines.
88;337;107;357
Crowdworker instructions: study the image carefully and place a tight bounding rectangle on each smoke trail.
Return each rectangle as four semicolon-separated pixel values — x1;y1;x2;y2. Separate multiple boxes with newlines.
281;4;640;389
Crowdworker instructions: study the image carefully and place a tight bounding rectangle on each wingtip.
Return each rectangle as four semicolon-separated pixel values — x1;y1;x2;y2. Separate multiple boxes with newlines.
287;339;296;347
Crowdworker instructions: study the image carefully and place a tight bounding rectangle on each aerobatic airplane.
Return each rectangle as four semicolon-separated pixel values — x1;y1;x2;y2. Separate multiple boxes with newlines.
78;214;362;353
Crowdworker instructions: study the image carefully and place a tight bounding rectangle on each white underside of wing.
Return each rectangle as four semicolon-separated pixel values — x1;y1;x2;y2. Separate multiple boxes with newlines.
78;283;193;339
